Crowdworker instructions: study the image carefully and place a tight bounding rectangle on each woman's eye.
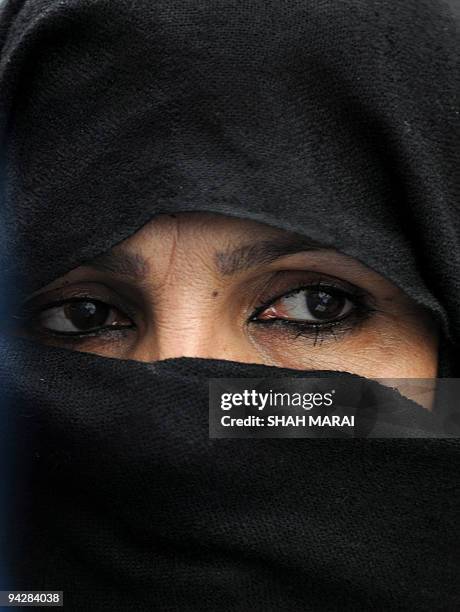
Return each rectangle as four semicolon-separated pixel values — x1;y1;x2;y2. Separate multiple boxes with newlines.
255;286;355;324
32;299;133;335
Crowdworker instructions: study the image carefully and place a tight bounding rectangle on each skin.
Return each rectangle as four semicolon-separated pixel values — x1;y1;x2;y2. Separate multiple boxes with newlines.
16;212;438;408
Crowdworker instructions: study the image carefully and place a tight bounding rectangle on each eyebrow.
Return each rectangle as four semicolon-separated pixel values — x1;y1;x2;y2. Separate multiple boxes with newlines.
214;237;328;275
83;235;329;280
86;249;150;280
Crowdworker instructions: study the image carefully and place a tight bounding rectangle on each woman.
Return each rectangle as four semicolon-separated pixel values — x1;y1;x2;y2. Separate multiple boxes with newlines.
0;0;458;610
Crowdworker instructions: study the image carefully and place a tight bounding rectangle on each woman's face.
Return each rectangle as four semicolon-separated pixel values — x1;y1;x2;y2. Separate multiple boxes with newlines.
16;213;438;383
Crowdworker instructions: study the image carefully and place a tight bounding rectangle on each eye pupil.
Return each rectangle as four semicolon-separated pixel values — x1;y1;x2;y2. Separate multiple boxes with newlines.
63;301;109;330
306;290;345;320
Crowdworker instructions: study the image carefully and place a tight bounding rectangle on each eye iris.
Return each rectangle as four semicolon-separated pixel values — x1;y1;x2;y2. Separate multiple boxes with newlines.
306;290;345;320
63;301;109;330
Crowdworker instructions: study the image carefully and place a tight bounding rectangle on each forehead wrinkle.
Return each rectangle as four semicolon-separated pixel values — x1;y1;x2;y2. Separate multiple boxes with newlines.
214;238;327;276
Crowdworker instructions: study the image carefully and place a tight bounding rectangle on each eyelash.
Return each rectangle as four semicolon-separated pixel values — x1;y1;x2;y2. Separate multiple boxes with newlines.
248;281;375;344
19;296;135;341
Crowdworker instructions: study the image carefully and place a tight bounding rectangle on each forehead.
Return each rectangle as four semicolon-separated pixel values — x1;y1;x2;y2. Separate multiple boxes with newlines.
95;212;328;275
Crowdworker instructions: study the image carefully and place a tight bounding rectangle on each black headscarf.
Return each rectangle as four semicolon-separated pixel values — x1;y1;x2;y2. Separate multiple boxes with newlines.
0;0;459;610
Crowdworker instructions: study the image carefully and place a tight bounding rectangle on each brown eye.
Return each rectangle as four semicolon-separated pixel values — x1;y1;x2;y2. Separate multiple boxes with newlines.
256;286;354;324
35;299;133;335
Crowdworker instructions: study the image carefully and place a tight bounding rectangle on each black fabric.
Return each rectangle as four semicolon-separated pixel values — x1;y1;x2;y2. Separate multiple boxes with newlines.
0;0;459;370
0;0;459;610
1;338;459;611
